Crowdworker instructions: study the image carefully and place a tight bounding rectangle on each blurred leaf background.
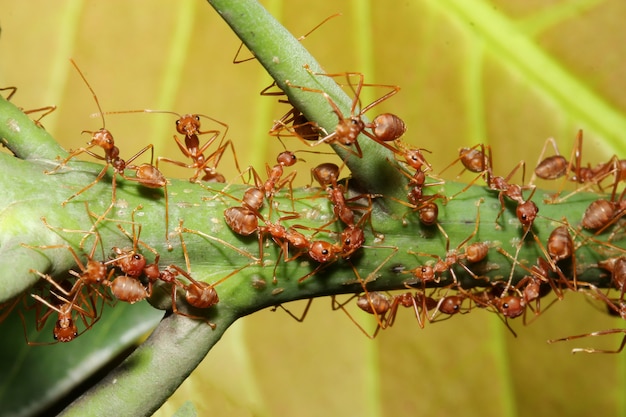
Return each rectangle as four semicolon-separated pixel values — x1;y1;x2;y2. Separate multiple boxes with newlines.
1;0;626;416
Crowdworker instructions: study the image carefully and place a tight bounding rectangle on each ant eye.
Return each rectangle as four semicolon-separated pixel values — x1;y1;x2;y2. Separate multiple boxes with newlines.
175;119;181;126
194;115;200;122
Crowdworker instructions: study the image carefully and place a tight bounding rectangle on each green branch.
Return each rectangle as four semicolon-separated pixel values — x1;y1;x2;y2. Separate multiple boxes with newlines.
0;1;620;416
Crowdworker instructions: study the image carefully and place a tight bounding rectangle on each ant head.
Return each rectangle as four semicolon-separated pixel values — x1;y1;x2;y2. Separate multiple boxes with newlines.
340;227;364;257
496;295;524;319
82;128;115;151
54;316;78;342
413;265;434;281
308;240;337;263
176;114;201;136
277;150;297;167
517;200;538;228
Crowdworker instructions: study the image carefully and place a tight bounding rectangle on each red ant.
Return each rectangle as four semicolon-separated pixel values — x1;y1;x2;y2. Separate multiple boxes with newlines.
563;131;625;190
171;220;260;327
25;276;102;343
532;130;626;202
581;186;626;234
280;246;398;333
262;150;299;198
114;211;250;323
229;150;300;209
444;144;539;229
221;174;360;283
22;224;117;304
31;211;152;306
407;199;488;285
269;103;323;143
105;109;241;183
383;143;445;226
500;214;577;300
299;211;400;285
547;225;574;264
546;249;625;352
394;141;432;172
309;166;384;241
469;284;521;337
484;156;538;229
223;195;316;283
45;60;169;243
495;248;566;323
285;71;405;158
545;223;578;290
332;291;396;338
109;216;239;327
298;216;373;283
106;207;164;303
221;159;374;285
273;246;398;329
438;145;489;179
531;136;571;183
335;285;471;338
390;148;445;225
21;226;112;344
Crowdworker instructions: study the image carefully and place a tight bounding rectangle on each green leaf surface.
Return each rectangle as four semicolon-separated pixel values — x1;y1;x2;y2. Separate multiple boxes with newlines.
0;1;625;417
0;302;162;417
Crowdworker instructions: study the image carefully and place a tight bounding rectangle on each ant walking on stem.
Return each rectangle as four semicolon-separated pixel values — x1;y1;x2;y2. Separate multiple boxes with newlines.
285;70;406;158
45;60;170;245
441;143;539;230
20;220;121;343
407;199;488;286
171;220;261;328
531;130;626;202
102;109;241;183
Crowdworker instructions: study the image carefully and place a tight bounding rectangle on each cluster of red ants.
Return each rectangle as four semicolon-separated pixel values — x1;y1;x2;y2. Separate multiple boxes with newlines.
274;124;626;348
2;54;626;354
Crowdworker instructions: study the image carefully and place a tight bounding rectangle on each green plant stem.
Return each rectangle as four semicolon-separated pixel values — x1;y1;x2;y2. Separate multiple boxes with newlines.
0;0;619;416
59;311;236;417
207;0;408;214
